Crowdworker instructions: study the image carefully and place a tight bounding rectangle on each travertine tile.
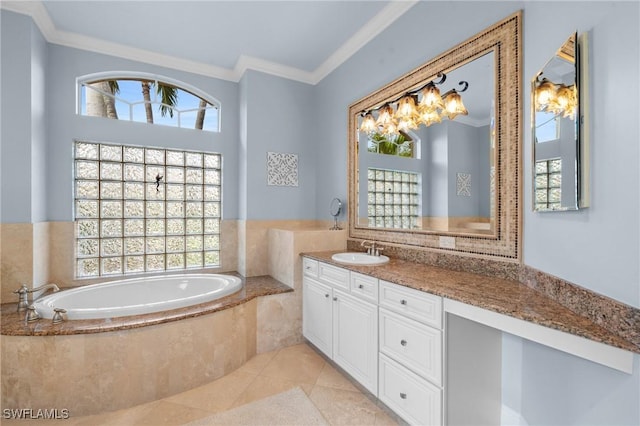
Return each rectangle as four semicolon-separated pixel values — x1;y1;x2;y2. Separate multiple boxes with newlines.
229;375;314;408
308;385;386;426
163;369;257;413
236;349;278;375
0;223;34;303
315;363;359;392
259;343;325;385
256;292;303;353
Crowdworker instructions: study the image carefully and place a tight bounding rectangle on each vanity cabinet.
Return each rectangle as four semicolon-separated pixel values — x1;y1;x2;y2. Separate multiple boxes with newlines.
302;258;444;424
302;258;378;395
378;280;444;425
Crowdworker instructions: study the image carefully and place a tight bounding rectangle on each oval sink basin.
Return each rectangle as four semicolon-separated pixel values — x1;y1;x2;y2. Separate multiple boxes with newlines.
331;252;390;266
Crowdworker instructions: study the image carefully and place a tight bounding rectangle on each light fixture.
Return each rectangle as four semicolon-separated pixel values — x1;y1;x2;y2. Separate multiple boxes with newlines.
441;82;469;120
534;75;577;119
358;72;470;136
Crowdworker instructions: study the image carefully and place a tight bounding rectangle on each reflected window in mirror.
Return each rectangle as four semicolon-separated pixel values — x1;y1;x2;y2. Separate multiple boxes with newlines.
534;159;562;211
367;168;420;229
348;12;522;260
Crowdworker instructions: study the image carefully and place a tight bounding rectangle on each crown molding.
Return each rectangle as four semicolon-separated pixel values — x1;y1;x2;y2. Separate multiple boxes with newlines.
1;0;417;85
311;0;418;85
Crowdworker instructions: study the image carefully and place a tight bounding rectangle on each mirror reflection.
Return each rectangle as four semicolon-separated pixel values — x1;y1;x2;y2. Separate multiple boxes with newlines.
532;33;584;211
356;52;496;235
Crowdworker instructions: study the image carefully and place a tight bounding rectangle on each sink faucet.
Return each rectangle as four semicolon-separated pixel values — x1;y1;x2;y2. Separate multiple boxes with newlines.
360;240;384;256
14;283;60;312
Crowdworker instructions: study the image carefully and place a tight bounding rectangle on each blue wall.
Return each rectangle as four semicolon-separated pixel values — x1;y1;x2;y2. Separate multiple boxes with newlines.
314;1;639;424
1;2;638;423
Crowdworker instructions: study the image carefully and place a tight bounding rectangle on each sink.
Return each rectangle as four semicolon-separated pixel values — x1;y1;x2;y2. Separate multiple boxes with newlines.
331;252;390;266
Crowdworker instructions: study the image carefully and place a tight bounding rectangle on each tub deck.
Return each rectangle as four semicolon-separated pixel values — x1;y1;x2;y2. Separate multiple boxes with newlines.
1;274;292;336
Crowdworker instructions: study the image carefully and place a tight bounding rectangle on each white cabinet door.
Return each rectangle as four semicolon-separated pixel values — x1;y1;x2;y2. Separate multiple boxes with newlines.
332;288;378;396
303;277;333;356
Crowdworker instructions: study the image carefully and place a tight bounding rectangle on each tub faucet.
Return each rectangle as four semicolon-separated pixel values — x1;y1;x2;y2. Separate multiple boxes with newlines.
14;283;60;312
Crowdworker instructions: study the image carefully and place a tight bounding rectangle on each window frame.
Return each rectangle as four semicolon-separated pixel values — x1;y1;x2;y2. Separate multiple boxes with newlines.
76;72;222;132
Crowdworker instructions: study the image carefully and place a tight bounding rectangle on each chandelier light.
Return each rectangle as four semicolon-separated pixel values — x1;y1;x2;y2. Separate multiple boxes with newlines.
359;72;470;136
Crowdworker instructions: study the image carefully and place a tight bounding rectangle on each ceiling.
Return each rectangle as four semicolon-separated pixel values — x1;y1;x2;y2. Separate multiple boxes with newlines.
2;0;418;84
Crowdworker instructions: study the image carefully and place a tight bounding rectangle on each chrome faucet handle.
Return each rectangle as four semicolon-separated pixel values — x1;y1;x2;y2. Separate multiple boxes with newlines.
52;308;67;324
374;246;384;256
361;240;373;255
25;305;40;322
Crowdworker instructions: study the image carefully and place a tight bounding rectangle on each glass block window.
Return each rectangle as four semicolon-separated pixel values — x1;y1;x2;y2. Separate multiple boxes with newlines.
74;141;222;278
367;168;420;229
534;159;562;210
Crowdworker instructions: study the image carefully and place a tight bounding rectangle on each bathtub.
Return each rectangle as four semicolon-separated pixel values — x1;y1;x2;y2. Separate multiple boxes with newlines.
33;273;242;320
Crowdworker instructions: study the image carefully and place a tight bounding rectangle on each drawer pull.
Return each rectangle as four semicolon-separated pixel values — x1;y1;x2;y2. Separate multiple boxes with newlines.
333;296;338;301
400;392;407;399
400;339;407;346
358;284;364;289
400;299;407;305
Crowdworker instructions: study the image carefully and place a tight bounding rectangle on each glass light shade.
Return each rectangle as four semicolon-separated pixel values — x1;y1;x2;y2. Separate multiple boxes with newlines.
552;85;577;119
419;83;444;111
534;79;557;111
375;104;394;127
443;91;468;120
381;118;399;136
395;95;419;121
360;112;377;133
418;108;442;127
398;117;419;132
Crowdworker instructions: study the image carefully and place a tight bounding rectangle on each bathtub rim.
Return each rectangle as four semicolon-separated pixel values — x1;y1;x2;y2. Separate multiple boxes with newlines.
1;275;292;336
33;273;244;320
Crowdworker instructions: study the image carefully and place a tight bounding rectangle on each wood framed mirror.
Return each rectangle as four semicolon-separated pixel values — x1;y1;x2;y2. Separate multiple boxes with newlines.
347;12;522;261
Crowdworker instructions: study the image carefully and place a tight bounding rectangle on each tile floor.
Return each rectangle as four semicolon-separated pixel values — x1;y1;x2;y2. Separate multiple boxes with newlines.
5;343;400;426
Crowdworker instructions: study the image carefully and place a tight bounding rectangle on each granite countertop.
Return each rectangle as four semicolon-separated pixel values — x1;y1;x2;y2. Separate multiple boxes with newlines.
302;251;640;355
1;275;292;336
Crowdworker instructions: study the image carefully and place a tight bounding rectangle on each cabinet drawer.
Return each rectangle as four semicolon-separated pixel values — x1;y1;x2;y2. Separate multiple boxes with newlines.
379;353;442;426
318;262;349;290
379;308;442;386
379;280;442;329
303;257;318;278
350;272;378;303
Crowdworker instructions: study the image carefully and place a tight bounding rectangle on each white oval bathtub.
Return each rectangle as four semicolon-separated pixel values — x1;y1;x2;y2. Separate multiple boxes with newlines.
33;274;243;320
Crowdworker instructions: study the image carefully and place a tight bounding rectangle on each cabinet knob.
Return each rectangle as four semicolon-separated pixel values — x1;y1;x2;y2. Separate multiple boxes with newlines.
358;284;364;289
306;266;311;270
400;392;407;399
333;296;338;301
400;339;407;346
325;294;330;298
400;299;407;305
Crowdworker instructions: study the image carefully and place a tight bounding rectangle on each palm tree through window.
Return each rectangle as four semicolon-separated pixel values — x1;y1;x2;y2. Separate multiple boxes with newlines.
80;77;220;132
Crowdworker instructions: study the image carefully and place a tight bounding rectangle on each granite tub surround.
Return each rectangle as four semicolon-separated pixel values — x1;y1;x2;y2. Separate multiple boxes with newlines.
1;301;258;417
1;275;294;416
0;275;291;336
303;251;640;355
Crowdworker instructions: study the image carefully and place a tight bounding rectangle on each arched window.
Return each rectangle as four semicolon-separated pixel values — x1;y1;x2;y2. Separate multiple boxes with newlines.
77;72;221;132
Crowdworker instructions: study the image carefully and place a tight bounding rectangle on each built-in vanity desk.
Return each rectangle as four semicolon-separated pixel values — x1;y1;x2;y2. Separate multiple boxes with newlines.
301;251;638;425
